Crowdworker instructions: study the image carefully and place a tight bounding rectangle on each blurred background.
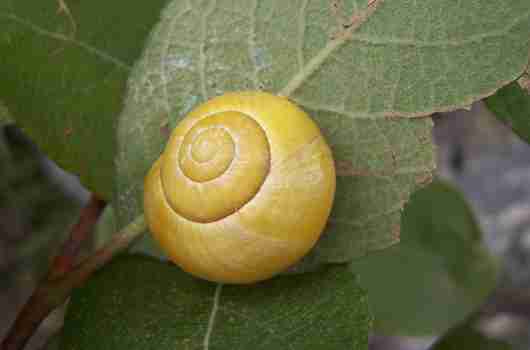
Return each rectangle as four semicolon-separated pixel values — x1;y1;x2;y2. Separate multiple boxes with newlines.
372;102;530;350
1;100;530;349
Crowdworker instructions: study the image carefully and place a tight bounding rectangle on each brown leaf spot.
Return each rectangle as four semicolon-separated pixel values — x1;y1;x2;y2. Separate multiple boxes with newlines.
418;134;430;144
336;160;391;177
415;172;433;186
330;0;384;40
518;73;530;94
336;160;371;177
390;151;398;168
391;224;401;241
160;123;171;138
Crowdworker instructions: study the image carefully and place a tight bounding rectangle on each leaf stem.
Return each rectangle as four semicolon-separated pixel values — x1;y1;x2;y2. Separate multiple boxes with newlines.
1;214;146;350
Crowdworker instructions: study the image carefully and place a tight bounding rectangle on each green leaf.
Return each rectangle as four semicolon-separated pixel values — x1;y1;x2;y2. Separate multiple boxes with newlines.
115;0;529;265
62;255;371;350
430;325;512;350
0;101;14;125
43;332;63;350
485;81;530;143
349;180;499;336
0;0;169;199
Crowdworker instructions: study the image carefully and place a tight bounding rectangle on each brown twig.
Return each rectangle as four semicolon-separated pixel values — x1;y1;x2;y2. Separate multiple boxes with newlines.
1;195;105;350
1;215;146;350
49;195;106;279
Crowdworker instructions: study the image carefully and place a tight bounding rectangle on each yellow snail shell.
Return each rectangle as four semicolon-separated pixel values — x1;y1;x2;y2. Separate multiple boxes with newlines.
143;92;336;284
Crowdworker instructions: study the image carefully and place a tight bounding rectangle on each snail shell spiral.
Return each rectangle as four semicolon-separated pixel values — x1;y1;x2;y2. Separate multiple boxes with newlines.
144;92;336;284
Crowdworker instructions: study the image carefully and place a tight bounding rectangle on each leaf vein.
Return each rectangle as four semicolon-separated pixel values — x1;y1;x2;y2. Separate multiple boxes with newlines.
161;4;192;113
198;0;217;101
349;9;530;48
296;0;309;69
0;12;131;70
203;283;222;350
248;0;260;89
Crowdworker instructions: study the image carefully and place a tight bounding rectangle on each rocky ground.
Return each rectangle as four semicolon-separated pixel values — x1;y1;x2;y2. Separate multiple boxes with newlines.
1;101;530;349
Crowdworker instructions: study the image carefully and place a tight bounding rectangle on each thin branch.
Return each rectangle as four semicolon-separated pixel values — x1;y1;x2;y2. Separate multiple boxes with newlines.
1;194;105;350
1;214;146;350
48;195;106;279
53;214;146;293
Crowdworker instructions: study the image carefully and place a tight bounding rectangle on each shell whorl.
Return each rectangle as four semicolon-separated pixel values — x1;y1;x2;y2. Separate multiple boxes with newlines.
144;92;336;284
162;110;270;223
